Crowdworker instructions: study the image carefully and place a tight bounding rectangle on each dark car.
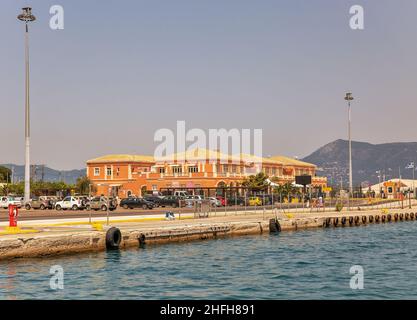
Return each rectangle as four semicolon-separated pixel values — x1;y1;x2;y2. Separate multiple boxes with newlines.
143;195;163;207
227;196;246;206
120;197;155;210
158;195;182;208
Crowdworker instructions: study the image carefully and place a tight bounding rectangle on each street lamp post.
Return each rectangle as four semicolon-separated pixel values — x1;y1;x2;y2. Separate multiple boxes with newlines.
344;92;354;211
376;170;382;198
413;161;416;199
413;151;417;199
407;161;415;200
18;7;36;203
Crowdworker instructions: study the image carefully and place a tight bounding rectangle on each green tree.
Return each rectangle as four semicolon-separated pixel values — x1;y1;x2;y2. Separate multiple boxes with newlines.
3;182;24;196
241;172;270;191
0;166;12;183
75;176;95;195
273;182;300;202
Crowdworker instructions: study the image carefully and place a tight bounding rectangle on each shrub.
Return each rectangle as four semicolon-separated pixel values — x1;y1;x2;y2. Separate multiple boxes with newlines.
335;202;344;212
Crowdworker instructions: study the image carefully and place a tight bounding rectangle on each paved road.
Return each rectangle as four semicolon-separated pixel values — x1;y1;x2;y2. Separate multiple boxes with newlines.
2;199;413;223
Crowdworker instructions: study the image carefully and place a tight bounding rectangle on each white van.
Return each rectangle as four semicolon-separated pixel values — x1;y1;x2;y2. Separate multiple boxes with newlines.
0;196;22;209
174;191;188;197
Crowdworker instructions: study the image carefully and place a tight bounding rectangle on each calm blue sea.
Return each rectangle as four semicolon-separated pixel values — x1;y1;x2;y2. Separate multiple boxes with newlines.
1;221;417;299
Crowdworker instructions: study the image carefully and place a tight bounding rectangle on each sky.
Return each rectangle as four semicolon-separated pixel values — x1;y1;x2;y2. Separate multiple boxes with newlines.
1;0;417;170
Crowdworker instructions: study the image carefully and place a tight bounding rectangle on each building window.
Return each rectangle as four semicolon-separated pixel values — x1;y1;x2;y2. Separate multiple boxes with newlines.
106;167;112;176
159;167;165;173
188;166;198;173
94;168;100;176
222;165;228;173
116;167;120;177
173;166;182;174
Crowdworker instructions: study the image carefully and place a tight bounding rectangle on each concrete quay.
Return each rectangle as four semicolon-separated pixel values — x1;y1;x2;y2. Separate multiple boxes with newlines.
1;207;416;260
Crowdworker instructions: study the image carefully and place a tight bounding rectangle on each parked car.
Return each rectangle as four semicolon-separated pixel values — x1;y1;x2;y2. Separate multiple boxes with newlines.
248;196;262;206
55;196;86;211
227;196;246;206
25;196;57;210
207;197;222;207
184;195;204;206
0;196;22;209
216;196;227;206
86;196;118;211
260;195;274;206
158;195;183;208
174;191;188;197
120;197;155;210
76;196;90;208
143;195;164;207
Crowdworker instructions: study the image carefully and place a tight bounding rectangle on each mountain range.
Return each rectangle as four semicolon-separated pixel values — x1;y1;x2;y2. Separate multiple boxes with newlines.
0;164;85;185
302;139;417;187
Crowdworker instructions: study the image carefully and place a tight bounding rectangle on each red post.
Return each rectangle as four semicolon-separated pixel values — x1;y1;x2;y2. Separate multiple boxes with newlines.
8;205;18;227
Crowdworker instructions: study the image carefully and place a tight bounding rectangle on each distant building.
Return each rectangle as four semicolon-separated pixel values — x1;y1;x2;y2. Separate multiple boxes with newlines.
86;148;327;198
363;179;417;199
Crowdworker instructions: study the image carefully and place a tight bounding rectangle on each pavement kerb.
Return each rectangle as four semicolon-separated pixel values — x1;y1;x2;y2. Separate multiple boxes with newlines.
5;215;195;229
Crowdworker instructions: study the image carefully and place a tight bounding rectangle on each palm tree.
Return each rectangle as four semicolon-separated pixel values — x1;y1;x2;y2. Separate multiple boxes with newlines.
273;182;300;202
76;176;95;195
241;172;270;192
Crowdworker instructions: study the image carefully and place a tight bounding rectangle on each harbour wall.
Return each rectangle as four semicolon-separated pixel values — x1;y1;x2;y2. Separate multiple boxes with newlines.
0;210;415;260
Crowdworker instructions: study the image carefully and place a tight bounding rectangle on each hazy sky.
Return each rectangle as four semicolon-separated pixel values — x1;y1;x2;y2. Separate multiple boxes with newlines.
1;0;417;169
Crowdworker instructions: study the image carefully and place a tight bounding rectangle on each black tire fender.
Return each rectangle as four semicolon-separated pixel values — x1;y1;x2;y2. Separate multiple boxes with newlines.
269;218;281;233
106;227;122;250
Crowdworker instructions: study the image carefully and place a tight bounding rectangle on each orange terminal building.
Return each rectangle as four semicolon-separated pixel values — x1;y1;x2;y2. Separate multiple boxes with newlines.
86;148;327;198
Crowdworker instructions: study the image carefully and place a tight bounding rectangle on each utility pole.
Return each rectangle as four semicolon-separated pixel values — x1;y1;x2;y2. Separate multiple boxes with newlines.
413;161;416;200
344;92;354;210
377;170;382;198
18;7;36;203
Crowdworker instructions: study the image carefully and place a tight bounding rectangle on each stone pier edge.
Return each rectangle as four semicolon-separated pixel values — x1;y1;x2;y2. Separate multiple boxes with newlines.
0;210;415;260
